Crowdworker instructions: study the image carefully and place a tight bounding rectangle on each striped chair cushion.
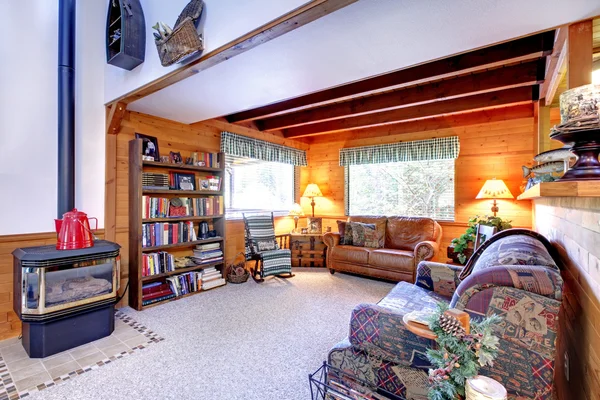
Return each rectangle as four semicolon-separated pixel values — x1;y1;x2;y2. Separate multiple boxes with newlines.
244;214;278;254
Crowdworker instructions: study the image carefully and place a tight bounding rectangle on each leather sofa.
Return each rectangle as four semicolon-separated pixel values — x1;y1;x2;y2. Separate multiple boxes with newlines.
322;216;442;282
328;229;562;400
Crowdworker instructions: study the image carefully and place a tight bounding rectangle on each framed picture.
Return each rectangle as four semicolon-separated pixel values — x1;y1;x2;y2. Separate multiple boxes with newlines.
135;133;160;161
177;173;196;191
307;217;322;234
199;178;209;190
170;151;183;164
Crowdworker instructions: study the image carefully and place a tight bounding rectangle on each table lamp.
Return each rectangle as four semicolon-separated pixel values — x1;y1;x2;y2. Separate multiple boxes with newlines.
476;178;514;217
302;183;323;217
288;203;304;233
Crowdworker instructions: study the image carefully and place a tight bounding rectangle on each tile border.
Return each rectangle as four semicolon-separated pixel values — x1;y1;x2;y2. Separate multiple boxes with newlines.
0;310;163;399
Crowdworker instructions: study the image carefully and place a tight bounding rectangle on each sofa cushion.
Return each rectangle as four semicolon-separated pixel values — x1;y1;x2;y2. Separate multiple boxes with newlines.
460;232;559;280
331;245;370;264
350;222;380;248
369;249;414;272
336;220;348;244
349;216;386;247
385;217;435;251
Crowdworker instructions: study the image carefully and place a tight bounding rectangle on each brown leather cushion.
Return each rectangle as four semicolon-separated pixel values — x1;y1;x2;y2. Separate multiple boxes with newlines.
331;245;371;265
369;249;414;272
349;216;386;247
385;217;436;251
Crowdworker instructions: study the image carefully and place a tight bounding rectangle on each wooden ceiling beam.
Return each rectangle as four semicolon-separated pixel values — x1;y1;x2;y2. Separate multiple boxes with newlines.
226;30;555;123
106;101;127;135
282;86;537;138
113;0;358;105
258;59;545;131
541;26;568;106
306;103;534;144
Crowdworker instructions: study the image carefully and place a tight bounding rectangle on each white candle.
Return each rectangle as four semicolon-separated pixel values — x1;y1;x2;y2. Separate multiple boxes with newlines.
465;376;507;400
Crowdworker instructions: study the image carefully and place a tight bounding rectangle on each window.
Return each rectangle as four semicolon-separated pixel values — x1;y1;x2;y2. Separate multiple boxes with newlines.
224;155;296;219
346;159;455;220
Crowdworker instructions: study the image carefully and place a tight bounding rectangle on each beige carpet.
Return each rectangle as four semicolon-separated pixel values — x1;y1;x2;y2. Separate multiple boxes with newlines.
27;268;394;400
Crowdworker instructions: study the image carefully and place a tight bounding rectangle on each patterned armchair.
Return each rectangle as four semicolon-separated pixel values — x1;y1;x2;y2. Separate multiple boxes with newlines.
328;229;562;400
243;213;294;282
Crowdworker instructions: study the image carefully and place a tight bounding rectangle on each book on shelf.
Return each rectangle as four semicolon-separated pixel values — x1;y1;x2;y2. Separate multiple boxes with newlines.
142;172;169;190
142;221;197;248
201;267;226;290
197;152;220;169
203;278;226;290
142;282;175;305
142;251;175;277
166;271;203;296
142;196;224;218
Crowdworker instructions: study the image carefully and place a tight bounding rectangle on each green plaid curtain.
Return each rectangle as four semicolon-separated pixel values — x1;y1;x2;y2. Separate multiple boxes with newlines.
339;136;459;166
221;131;307;166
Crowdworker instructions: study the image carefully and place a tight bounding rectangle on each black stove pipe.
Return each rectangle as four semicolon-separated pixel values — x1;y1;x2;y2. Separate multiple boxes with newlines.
57;0;76;218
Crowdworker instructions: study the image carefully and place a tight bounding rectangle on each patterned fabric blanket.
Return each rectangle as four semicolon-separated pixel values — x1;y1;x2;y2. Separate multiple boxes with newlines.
260;249;292;277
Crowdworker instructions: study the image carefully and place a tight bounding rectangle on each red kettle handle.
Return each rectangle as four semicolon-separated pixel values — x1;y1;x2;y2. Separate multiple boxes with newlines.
88;217;98;231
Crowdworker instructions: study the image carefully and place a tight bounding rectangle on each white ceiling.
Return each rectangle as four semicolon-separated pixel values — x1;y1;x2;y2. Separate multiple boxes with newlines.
128;0;600;124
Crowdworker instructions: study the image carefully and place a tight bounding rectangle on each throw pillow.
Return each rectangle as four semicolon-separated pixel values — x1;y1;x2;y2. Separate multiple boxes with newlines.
343;222;354;245
336;220;347;243
256;240;277;252
350;222;380;248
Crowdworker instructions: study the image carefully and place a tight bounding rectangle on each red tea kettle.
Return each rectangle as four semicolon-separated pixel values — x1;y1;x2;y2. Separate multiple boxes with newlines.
54;209;98;250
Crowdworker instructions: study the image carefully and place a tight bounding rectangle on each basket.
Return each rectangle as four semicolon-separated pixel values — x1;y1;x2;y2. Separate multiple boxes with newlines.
155;17;203;67
226;252;249;284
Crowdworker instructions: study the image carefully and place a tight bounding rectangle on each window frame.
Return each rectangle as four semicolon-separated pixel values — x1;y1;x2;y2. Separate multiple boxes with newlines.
344;160;456;221
223;154;300;220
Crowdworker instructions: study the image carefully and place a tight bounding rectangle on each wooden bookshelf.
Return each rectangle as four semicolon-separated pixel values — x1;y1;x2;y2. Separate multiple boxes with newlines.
129;139;227;311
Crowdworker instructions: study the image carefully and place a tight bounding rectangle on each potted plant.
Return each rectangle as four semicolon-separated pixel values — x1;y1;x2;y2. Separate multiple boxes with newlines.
448;216;512;264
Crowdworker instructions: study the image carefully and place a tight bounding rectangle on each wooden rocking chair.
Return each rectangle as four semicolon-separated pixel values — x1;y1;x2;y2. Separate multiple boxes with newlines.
243;213;294;283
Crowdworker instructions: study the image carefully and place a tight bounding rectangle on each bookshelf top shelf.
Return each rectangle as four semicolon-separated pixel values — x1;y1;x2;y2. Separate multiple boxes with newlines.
142;215;224;223
143;160;223;173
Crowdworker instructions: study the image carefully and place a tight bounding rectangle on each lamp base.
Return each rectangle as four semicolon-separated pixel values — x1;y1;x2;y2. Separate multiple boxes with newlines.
491;200;498;217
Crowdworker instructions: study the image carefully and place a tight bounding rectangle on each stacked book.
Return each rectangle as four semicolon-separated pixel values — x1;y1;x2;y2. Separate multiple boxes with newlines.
192;243;223;265
142;282;175;306
142;251;175;277
142;172;169;190
166;271;201;296
142;221;197;248
202;267;226;290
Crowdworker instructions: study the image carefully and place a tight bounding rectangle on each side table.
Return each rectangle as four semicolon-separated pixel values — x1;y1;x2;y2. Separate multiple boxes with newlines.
290;232;326;268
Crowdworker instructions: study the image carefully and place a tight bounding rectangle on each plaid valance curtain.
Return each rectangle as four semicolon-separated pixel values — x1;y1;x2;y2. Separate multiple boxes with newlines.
221;131;307;166
339;136;460;166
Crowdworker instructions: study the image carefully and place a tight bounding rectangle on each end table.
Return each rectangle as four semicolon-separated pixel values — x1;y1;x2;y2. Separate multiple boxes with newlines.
290;232;326;268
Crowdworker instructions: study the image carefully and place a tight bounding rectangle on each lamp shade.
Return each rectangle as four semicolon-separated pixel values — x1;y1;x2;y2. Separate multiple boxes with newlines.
302;183;323;198
476;179;514;199
288;203;304;216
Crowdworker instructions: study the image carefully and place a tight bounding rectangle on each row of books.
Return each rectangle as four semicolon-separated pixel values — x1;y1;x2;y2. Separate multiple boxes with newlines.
141;266;226;306
142;251;176;277
142;221;197;248
142;196;224;219
197;152;220;169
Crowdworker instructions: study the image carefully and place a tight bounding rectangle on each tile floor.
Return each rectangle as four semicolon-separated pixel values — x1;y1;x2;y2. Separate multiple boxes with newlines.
0;311;163;399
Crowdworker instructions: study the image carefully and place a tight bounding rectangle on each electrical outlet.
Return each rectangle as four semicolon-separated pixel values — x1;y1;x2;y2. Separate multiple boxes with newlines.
564;351;570;382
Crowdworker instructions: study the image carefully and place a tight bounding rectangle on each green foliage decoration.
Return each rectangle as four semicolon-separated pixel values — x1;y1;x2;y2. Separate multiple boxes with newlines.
427;303;501;400
450;215;512;264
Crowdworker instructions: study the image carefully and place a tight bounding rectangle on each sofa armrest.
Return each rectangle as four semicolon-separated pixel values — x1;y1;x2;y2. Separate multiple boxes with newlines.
323;232;340;248
414;240;439;263
450;265;563;314
348;303;434;367
415;261;463;299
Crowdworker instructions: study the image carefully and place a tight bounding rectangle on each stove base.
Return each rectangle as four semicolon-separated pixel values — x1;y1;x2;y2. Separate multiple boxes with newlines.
21;302;115;358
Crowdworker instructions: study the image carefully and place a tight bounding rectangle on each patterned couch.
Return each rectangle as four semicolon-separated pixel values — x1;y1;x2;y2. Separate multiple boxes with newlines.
328;229;562;400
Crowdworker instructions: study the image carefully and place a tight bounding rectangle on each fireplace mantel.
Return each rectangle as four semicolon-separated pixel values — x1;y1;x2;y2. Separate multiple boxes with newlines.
517;181;600;200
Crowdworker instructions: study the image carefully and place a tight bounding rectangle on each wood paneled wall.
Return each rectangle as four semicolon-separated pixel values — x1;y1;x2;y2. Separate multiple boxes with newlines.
534;198;600;400
304;106;536;259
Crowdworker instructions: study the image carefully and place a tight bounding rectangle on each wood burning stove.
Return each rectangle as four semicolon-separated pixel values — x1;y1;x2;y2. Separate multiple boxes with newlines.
13;240;120;358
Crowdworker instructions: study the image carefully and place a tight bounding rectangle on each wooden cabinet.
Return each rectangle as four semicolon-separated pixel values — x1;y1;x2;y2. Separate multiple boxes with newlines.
290;233;326;267
128;139;226;310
